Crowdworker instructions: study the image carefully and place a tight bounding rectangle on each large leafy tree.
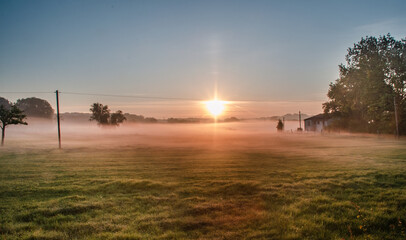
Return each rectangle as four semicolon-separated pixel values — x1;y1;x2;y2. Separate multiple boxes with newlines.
16;97;54;119
0;97;10;109
0;101;27;146
90;103;126;126
323;34;406;134
90;103;110;124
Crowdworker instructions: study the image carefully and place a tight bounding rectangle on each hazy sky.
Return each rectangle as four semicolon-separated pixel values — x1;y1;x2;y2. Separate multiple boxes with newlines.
1;0;405;117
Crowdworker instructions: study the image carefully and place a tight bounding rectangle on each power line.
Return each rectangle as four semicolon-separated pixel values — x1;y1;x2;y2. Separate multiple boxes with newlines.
0;91;53;94
0;91;326;103
60;91;325;103
60;91;201;101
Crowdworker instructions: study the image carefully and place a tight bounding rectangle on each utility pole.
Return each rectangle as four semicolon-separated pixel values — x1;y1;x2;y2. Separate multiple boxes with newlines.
394;96;399;139
299;111;302;130
282;117;285;131
56;90;61;149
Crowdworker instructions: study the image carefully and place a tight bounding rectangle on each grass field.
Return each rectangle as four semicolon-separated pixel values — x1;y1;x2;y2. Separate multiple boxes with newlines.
1;122;406;239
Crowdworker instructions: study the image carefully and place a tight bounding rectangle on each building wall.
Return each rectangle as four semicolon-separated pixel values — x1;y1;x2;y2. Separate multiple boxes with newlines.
305;119;331;132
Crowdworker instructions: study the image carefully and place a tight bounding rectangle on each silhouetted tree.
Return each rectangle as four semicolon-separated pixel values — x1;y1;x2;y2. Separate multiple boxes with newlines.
0;103;27;146
89;103;126;126
276;119;284;131
90;103;110;124
0;97;10;109
110;110;126;126
16;97;54;119
323;34;406;134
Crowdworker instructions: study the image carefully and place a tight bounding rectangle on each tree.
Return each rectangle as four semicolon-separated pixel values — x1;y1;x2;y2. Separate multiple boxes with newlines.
323;34;406;134
90;103;110;124
0;97;10;109
276;119;284;131
16;97;54;119
89;103;126;126
0;103;27;146
110;110;126;126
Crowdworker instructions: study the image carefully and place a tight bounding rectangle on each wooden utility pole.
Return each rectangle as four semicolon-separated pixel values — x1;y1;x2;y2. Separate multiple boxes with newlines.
282;117;285;131
394;96;399;139
56;90;61;148
299;111;302;130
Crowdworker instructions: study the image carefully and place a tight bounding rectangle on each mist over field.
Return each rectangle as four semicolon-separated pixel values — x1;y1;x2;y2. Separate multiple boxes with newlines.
3;120;305;149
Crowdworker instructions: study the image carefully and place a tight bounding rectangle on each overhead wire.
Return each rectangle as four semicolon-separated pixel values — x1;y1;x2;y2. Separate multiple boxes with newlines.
0;91;54;94
0;91;325;103
60;91;201;101
59;91;324;103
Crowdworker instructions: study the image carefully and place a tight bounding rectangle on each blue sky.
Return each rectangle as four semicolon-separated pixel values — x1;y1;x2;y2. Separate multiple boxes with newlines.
1;0;405;117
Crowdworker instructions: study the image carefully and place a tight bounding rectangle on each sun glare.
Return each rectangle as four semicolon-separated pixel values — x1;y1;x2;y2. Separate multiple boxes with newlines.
205;100;226;117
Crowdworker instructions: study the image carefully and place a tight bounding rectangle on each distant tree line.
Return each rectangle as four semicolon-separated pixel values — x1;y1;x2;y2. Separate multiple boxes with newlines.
166;117;240;123
124;113;157;123
224;117;240;122
167;118;204;123
256;113;310;121
323;34;406;135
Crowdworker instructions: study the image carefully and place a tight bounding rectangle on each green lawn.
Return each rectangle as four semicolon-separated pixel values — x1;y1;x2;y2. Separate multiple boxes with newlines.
1;132;406;239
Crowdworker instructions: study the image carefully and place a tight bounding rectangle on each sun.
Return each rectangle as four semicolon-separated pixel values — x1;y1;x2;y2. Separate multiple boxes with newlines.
205;99;226;117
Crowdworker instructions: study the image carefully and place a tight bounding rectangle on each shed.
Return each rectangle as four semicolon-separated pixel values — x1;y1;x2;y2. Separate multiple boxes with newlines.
304;114;332;132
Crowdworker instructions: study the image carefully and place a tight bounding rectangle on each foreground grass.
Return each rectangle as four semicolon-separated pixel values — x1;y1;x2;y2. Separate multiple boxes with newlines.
0;134;406;239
